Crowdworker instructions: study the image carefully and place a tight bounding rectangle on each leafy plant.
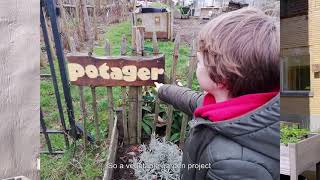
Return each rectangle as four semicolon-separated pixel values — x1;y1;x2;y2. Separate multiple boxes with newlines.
130;135;182;180
280;124;309;145
141;88;189;143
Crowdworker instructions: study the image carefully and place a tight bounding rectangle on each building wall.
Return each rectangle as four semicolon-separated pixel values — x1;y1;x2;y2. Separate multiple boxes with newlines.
280;15;311;128
309;0;320;130
281;0;320;131
280;15;309;49
281;97;310;128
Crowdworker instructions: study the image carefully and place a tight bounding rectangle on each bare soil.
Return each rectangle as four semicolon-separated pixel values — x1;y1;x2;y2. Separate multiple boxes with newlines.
112;144;137;180
173;17;210;45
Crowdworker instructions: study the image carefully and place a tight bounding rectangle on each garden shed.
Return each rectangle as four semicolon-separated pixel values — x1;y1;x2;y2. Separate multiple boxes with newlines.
132;7;173;40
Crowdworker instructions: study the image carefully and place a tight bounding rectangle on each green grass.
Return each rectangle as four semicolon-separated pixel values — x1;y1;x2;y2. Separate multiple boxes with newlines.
40;20;196;179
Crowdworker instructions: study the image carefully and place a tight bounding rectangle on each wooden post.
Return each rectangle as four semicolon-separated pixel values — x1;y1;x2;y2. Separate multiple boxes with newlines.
93;1;98;40
128;26;145;144
104;39;111;56
70;36;89;148
137;27;145;144
165;34;180;140
105;40;114;141
128;87;138;144
70;37;77;53
152;31;160;134
170;0;174;41
289;143;298;180
79;86;88;150
120;34;129;144
102;112;118;180
128;26;137;144
57;0;72;50
80;0;93;42
179;36;197;147
107;87;114;141
77;0;85;42
74;0;80;24
152;31;159;55
91;86;101;143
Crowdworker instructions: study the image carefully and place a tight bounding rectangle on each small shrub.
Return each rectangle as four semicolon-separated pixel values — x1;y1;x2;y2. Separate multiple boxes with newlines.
280;124;309;145
130;135;182;180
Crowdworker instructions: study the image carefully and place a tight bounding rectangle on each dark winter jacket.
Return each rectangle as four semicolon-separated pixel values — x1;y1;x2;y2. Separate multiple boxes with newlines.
158;85;280;180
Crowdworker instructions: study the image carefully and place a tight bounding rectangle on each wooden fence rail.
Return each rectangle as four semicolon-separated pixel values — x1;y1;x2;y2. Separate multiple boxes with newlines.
180;35;197;147
165;34;180;140
67;28;197;150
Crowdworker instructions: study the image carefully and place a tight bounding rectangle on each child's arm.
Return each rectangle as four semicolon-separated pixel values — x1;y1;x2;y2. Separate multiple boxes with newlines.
158;84;204;116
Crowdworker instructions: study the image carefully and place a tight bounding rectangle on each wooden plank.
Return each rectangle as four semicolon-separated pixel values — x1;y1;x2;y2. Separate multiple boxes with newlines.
107;87;114;141
280;144;291;175
3;176;31;180
137;87;142;144
102;113;119;180
294;134;320;175
166;34;180;140
91;86;101;143
127;26;145;144
128;87;138;144
136;27;145;144
120;34;129;144
179;37;196;147
77;0;85;41
79;86;88;149
62;4;77;8
152;31;159;55
66;54;165;86
138;27;145;144
104;39;114;141
281;134;320;177
289;143;298;180
128;27;138;144
104;39;111;56
115;108;124;142
152;31;160;134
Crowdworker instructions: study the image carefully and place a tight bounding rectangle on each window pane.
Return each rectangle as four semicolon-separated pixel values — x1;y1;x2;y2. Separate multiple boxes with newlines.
283;55;310;91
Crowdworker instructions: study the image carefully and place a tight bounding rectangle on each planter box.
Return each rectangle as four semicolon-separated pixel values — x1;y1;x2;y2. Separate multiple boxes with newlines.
280;133;320;180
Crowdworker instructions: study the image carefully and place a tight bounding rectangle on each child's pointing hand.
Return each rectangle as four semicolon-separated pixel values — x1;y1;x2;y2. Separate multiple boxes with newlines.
154;82;164;92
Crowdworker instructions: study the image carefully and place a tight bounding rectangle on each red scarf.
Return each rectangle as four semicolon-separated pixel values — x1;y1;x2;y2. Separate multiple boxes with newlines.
194;92;278;122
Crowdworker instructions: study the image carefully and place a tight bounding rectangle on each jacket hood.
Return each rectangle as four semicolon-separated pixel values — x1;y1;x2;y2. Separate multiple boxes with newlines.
189;93;280;160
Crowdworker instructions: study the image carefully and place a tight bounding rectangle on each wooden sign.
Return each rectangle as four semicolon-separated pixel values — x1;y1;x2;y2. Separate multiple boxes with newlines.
66;54;165;86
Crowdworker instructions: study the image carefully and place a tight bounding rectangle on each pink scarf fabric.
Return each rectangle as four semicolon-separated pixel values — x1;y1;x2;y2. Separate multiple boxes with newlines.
194;92;278;122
